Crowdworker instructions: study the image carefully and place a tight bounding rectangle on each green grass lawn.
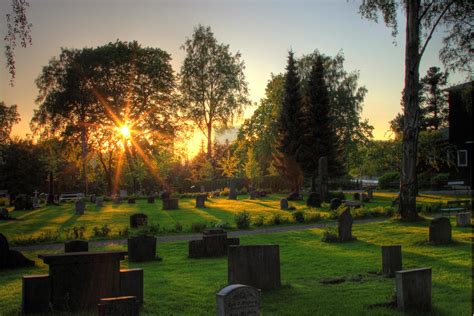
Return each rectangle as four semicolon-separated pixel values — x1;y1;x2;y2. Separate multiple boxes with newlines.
0;192;469;245
0;219;471;315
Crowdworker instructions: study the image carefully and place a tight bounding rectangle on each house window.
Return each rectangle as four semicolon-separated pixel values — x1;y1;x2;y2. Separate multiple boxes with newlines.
457;150;468;167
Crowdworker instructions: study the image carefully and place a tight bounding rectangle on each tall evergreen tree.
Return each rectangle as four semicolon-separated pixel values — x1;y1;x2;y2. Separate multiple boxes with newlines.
273;51;304;193
297;56;340;191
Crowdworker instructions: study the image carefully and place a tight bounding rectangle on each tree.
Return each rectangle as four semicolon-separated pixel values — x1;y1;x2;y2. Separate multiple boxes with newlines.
273;51;305;193
0;101;20;143
420;66;449;130
359;0;472;221
218;150;240;178
244;147;261;188
296;56;340;191
179;25;250;159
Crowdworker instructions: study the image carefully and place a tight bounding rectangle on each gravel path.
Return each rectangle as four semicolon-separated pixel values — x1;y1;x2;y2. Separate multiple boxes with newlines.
11;218;387;252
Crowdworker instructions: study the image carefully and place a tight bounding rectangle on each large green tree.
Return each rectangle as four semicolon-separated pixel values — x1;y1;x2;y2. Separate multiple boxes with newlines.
179;25;250;159
359;0;472;220
0;101;20;144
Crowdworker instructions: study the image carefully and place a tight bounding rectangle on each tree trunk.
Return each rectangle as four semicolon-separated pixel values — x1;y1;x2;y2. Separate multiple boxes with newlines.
207;123;212;160
399;0;421;221
81;125;88;195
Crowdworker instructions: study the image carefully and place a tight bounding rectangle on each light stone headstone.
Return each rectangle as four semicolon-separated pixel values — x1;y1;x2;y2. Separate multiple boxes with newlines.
75;199;85;215
456;212;471;227
217;284;260;316
280;198;288;210
96;197;104;207
119;189;127;198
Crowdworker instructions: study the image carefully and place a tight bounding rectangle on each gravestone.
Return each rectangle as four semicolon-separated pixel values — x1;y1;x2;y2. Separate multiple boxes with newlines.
338;208;354;242
429;217;452;244
196;194;206;208
96;197;104;207
119;189;127;199
162;198;179;210
75;199;85;215
113;196;121;204
361;193;370;203
353;192;361;201
160;191;170;200
228;245;281;290
456;212;471;227
381;245;402;277
200;185;206;193
367;188;374;200
228;180;237;200
306;192;322;208
249;191;257;200
280;198;289;210
97;296;139;316
90;195;96;203
329;198;342;210
0;208;9;220
22;275;51;313
147;196;155;204
287;192;303;201
130;213;148;228
189;229;240;258
64;240;89;253
396;267;431;311
318;156;329;201
216;284;260;316
120;268;144;304
128;235;156;262
128;198;136;204
14;194;33;211
0;233;35;269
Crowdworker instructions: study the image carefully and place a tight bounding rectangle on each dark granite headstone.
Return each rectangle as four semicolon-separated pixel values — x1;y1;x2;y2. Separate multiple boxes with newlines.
280;198;289;210
64;240;89;253
14;194;34;211
217;284;260;316
396;267;432;311
228;180;237;200
228;245;281;290
162;198;179;210
353;192;361;201
249;191;257;200
306;192;322;207
0;233;35;269
120;269;144;304
160;191;170;200
22;275;51;313
130;213;148;228
147;196;155;204
188;229;240;258
97;296;139;316
128;235;156;262
128;198;136;204
382;245;402;277
429;217;452;244
0;207;9;220
196;194;206;208
75;199;85;215
96;197;104;207
329;198;342;210
338;208;354;242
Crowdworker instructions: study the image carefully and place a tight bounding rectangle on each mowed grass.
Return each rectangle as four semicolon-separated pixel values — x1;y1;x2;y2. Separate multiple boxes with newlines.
0;219;471;315
0;192;469;243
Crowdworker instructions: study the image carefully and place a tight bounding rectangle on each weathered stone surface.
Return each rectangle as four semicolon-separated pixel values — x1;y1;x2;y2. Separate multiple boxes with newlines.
429;217;452;244
196;194;206;208
147;196;155;204
162;198;179;210
130;213;148;228
38;251;127;310
456;212;471;227
329;198;342;210
381;245;402;277
188;229;239;258
64;240;89;253
228;180;237;200
280;198;289;210
217;284;260;316
306;192;322;208
338;208;354;242
396;267;431;311
22;274;51;313
228;245;281;290
14;194;34;211
97;296;139;316
128;235;156;262
96;197;104;207
120;269;144;304
75;199;85;215
119;190;128;198
0;233;35;269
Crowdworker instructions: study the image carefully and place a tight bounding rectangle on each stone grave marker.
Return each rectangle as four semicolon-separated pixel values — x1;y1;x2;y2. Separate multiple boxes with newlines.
162;198;179;210
396;267;431;311
128;235;156;262
0;208;10;220
130;213;148;228
14;194;34;211
128;198;136;204
353;192;361;201
367;188;374;200
97;296;139;316
75;199;85;215
1;233;35;270
228;245;281;290
338;208;354;242
381;245;402;277
120;268;144;304
329;198;342;210
22;275;51;313
456;212;471;227
280;198;289;210
96;197;104;207
64;240;89;253
196;194;206;208
216;284;260;316
120;189;127;199
306;192;322;207
228;180;237;200
429;217;452;243
189;228;240;258
90;195;96;203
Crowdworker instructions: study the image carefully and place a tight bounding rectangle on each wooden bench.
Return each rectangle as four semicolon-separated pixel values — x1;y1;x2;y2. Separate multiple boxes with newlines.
59;193;84;202
441;200;471;217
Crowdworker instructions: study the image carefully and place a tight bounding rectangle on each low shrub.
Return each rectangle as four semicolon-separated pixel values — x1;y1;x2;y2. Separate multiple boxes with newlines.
252;214;266;227
304;211;322;223
64;225;86;240
117;226;129;237
321;227;339;242
213;221;232;229
221;187;230;196
378;172;400;189
292;211;305;223
92;224;111;238
271;213;289;225
191;222;207;233
431;173;449;189
11;230;60;246
235;211;251;229
174;222;183;232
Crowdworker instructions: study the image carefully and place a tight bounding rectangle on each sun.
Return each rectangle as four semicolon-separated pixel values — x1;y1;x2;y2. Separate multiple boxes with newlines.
120;125;131;138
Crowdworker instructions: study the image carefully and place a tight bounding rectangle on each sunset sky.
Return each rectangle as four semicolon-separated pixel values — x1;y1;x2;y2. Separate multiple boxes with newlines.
0;0;468;156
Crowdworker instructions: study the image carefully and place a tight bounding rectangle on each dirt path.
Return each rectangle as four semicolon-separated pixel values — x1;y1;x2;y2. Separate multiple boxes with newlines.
11;218;387;252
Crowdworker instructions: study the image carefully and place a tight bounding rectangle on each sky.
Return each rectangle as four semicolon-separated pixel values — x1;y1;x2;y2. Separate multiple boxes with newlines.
0;0;468;156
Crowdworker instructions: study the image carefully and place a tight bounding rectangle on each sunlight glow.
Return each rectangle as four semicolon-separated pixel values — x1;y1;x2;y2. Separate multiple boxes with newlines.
120;125;131;138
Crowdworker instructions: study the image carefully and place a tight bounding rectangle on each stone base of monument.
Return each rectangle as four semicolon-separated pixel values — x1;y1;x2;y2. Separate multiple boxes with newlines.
162;198;179;210
22;275;51;313
120;269;144;304
217;284;260;316
195;194;206;208
128;235;157;262
97;296;139;316
381;245;402;277
396;267;431;311
228;245;281;290
64;240;89;253
189;229;240;258
429;217;452;244
456;212;471;227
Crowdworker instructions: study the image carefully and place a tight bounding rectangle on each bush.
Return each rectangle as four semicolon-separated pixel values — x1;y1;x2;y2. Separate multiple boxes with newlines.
11;230;60;246
252;214;266;227
304;211;322;223
235;211;251;229
292;211;305;223
92;224;111;238
174;222;183;232
191;222;207;233
378;172;400;189
328;191;345;201
221;187;230;196
213;221;232;229
271;213;289;225
321;227;339;242
431;173;449;189
117;226;129;237
64;225;86;240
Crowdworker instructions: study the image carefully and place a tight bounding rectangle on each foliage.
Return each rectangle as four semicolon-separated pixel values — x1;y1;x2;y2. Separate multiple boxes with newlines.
292;211;305;223
321;227;339;243
191;222;207;233
234;211;251;229
270;213;289;225
92;224;111;238
10;230;60;246
0;102;20;144
304;211;323;223
174;222;183;233
378;172;400;189
252;214;266;227
244;147;261;185
431;173;449;189
217;150;240;178
64;225;86;240
179;25;249;158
